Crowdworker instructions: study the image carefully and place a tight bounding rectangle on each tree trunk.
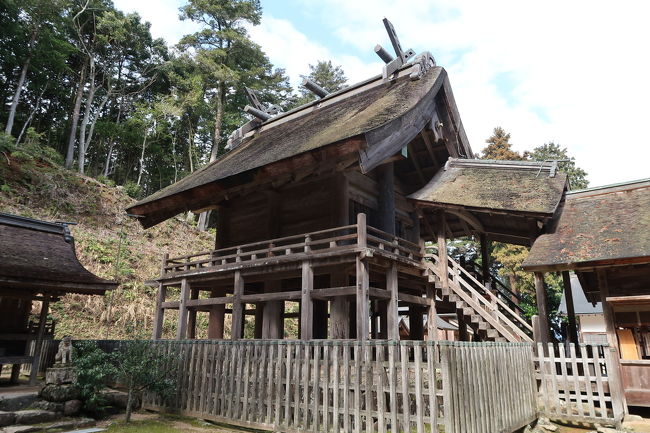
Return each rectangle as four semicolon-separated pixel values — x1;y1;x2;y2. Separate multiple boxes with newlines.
125;386;133;422
103;99;123;177
136;126;148;186
16;85;47;144
199;85;225;231
65;61;87;169
209;83;225;163
85;90;109;154
78;57;96;174
5;30;38;135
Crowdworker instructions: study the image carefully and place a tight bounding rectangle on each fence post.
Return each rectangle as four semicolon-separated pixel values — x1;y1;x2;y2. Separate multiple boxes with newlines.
357;213;367;248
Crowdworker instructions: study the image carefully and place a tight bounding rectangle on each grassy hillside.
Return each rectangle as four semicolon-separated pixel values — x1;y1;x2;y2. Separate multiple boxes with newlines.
0;137;213;339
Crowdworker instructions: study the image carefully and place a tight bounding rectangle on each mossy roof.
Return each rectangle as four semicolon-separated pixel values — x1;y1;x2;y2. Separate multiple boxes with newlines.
523;179;650;271
408;158;568;215
0;213;117;295
128;66;446;223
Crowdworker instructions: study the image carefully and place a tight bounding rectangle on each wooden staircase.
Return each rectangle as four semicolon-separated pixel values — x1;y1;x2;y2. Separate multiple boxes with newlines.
424;252;533;343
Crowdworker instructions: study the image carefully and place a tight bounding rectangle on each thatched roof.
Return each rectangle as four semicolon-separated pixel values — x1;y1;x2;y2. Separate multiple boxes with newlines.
0;213;117;295
409;158;568;216
128;63;471;228
523;178;650;271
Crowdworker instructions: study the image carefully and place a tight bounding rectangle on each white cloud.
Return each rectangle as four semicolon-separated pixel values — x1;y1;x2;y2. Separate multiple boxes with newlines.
112;0;199;45
248;16;382;88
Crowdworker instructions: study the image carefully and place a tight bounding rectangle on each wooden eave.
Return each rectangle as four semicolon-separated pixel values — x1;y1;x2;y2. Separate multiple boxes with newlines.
129;136;364;228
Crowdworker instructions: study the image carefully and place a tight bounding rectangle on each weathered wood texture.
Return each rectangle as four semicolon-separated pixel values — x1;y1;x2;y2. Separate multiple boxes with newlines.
534;343;625;425
138;340;536;433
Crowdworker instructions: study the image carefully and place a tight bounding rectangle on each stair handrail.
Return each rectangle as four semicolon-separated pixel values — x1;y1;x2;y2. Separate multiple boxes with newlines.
447;257;533;335
424;253;524;342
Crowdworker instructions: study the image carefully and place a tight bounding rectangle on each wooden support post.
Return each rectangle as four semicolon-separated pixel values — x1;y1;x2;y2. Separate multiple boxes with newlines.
357;213;367;248
336;173;350;225
409;306;424;340
531;314;541;344
437;212;449;288
479;233;490;286
215;205;229;249
300;261;314;340
187;288;199;339
330;272;350;339
534;272;550;344
254;303;264;339
152;283;167;339
153;253;168;340
262;280;283;339
562;271;579;344
356;256;370;340
10;364;21;383
426;284;438;341
386;263;399;340
231;271;244;340
29;297;50;385
176;279;190;340
208;290;225;339
457;311;468;341
597;269;628;416
377;162;396;235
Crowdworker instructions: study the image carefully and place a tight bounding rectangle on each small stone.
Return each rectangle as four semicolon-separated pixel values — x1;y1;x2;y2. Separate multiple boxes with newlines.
13;409;57;425
541;424;558;432
63;399;82;416
595;427;620;433
1;426;41;433
0;410;16;427
624;414;643;421
30;401;64;412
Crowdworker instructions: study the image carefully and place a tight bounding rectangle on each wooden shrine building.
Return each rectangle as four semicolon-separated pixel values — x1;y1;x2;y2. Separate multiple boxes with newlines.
524;178;650;407
0;213;116;384
128;25;570;345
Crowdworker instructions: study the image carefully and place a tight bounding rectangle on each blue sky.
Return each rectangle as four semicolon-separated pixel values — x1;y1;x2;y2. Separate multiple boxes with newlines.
113;0;650;187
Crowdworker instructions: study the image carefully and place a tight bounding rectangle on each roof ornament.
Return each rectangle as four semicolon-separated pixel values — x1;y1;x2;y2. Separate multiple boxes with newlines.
376;18;416;81
228;88;284;151
302;78;329;98
243;87;283;122
536;159;569;178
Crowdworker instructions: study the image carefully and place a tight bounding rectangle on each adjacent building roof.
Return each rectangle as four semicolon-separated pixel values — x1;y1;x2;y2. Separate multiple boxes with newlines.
523;178;650;271
558;273;602;315
0;213;117;295
409;158;568;215
127;62;471;228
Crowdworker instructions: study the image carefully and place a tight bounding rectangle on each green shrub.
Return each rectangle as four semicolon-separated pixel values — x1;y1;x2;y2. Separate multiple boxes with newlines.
122;181;142;199
0;132;16;154
97;175;116;187
10;150;34;162
74;341;117;417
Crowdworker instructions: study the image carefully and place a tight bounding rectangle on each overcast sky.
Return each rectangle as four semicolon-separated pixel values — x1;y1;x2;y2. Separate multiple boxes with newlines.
113;0;650;187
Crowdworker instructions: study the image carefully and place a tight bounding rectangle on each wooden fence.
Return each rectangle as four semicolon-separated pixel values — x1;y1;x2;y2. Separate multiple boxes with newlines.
138;340;536;433
22;339;625;431
534;343;624;425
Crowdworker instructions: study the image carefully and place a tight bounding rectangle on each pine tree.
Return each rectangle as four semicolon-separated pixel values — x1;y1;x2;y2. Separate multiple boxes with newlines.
481;127;523;160
287;60;347;108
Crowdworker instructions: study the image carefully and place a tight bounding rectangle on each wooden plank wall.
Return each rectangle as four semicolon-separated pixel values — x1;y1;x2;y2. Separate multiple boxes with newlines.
139;340;537;433
534;343;624;425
